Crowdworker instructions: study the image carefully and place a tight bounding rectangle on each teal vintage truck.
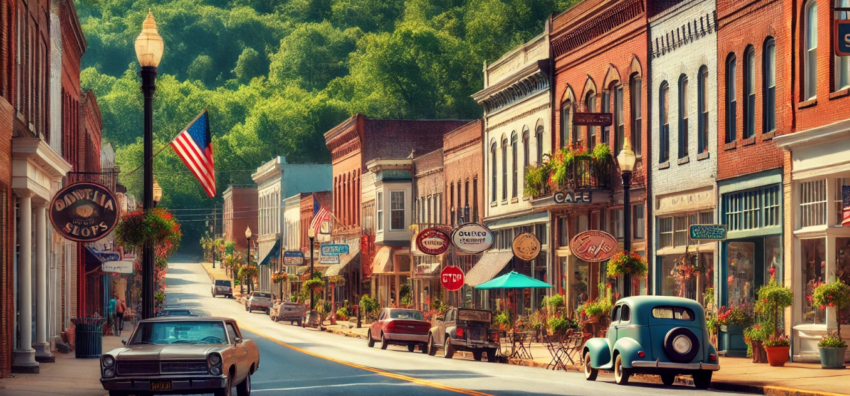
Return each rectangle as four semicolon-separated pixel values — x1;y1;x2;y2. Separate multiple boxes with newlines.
582;296;720;389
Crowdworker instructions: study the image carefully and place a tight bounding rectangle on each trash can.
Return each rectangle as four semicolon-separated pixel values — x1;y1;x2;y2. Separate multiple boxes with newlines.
71;318;106;358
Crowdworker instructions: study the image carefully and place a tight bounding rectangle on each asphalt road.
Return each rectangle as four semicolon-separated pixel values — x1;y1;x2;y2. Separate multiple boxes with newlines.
163;261;743;396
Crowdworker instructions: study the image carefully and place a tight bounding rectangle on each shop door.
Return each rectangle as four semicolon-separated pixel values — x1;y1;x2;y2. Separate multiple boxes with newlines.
723;238;765;313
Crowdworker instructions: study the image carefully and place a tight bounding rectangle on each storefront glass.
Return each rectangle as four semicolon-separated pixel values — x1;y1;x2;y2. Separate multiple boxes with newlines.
836;238;850;324
570;260;589;311
801;238;826;324
660;252;713;306
765;236;782;283
727;242;755;313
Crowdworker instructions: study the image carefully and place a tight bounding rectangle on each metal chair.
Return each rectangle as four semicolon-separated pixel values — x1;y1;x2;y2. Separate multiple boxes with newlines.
543;333;568;370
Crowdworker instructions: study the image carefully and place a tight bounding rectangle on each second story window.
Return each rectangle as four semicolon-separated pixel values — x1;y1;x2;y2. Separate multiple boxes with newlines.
764;39;777;133
836;0;850;90
502;138;508;201
726;54;737;144
602;90;610;146
491;143;497;202
376;192;383;231
511;132;518;199
678;75;689;159
660;82;670;164
536;126;544;166
698;66;709;153
614;86;624;152
804;1;818;100
744;46;756;139
586;91;596;151
630;75;642;157
391;191;405;230
561;101;571;148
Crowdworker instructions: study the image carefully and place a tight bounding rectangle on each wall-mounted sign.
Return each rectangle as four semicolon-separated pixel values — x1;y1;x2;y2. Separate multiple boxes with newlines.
283;250;304;266
689;224;727;241
49;182;119;243
440;265;465;291
451;223;494;254
102;260;133;274
570;230;617;262
95;251;121;262
416;228;451;256
320;244;350;256
512;233;541;261
554;190;591;204
319;255;340;264
573;112;612;126
836;19;850;56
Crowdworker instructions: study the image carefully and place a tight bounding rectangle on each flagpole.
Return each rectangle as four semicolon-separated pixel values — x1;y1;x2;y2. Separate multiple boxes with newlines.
124;108;209;178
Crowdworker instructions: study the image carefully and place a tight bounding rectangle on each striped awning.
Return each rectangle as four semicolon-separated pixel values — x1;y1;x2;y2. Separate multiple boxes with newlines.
464;251;514;287
371;246;393;274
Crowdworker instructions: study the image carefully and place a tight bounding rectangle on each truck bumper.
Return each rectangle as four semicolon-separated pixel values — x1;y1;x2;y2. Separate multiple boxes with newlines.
450;339;499;350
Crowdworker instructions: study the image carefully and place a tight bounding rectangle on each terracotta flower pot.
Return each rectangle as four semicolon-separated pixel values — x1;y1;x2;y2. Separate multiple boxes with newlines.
764;345;790;367
751;340;767;363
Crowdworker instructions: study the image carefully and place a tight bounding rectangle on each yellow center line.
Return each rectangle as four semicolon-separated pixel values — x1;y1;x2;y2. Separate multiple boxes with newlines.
237;321;494;396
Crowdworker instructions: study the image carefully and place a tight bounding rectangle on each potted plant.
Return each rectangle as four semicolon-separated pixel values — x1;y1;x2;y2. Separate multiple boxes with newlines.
717;306;752;357
763;334;791;367
744;324;769;363
813;281;850;368
752;280;793;366
547;317;570;337
607;251;649;279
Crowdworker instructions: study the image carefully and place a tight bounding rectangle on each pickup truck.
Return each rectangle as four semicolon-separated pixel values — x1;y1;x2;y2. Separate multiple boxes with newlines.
244;291;273;314
428;308;500;362
270;301;306;326
211;279;233;298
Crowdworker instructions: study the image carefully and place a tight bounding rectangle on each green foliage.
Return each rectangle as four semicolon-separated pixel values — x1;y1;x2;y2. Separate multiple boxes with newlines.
187;54;216;86
744;324;770;343
544;295;564;309
607;251;648;279
717;306;752;327
290;294;298;302
812;281;850;311
547;317;570;335
495;311;511;329
819;331;848;348
233;47;266;84
763;334;790;347
754;280;793;338
358;295;380;315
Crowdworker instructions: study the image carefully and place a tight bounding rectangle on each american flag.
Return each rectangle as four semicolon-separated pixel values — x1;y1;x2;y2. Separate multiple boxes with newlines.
309;196;331;234
843;186;850;227
170;110;216;198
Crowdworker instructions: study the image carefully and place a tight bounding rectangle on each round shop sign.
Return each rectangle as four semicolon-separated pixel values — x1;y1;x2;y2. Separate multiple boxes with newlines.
451;223;494;254
440;265;465;291
512;233;541;261
49;182;118;243
416;228;451;256
570;230;618;262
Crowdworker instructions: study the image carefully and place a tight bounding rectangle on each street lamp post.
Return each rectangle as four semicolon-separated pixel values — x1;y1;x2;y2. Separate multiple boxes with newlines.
308;228;316;311
617;137;637;297
136;10;164;320
245;226;252;294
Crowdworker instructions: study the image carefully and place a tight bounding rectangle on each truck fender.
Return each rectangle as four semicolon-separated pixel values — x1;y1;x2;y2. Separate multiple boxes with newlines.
583;338;611;368
612;337;644;369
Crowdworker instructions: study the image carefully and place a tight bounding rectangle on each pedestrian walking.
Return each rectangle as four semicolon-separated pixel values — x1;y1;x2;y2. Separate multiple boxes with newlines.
108;295;117;335
116;296;127;335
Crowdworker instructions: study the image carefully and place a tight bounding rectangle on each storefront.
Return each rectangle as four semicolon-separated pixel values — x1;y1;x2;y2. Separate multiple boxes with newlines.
370;247;411;308
776;121;850;363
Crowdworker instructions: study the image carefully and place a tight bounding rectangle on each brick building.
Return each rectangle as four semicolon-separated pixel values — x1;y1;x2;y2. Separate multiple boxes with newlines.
0;0;16;378
222;184;258;253
410;149;445;310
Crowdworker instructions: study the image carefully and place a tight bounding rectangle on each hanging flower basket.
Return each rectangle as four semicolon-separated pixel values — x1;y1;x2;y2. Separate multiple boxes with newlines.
115;208;182;256
272;271;288;284
607;251;648;279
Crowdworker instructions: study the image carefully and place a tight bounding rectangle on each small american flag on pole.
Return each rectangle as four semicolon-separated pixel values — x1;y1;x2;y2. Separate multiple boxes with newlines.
842;186;850;227
170;110;216;198
309;196;331;234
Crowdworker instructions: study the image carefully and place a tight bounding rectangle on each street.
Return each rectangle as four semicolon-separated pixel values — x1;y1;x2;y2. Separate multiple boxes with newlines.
163;260;743;396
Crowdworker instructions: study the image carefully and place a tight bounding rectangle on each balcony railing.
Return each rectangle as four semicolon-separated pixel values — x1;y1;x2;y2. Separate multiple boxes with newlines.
67;170;119;191
529;157;612;198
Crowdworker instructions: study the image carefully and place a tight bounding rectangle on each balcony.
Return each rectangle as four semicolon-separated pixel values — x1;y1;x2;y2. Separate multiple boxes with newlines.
525;157;612;199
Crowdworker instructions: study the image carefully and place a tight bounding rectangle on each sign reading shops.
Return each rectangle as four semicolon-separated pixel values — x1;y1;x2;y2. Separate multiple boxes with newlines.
689;224;727;241
416;228;451;256
451;223;494;254
836;19;850;56
49;182;118;243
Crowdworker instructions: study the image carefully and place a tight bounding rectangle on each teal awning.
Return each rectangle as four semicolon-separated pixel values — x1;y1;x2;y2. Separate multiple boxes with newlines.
474;271;551;290
259;239;280;266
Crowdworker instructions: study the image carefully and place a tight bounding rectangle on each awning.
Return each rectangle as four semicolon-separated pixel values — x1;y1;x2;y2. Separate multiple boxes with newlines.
259;239;280;266
297;265;330;275
324;252;360;277
85;247;106;274
464;251;514;286
371;246;393;274
413;263;441;278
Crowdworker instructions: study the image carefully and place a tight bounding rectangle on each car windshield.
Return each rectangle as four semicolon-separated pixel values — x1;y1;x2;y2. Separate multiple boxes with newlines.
390;310;423;320
651;306;695;321
131;321;228;345
215;280;231;286
254;293;271;298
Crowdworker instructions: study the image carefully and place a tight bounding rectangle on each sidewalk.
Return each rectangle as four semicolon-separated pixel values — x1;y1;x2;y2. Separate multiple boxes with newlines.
0;336;124;396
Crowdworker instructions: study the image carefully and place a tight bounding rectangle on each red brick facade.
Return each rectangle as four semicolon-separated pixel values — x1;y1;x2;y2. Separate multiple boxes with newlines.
413;148;444;224
223;185;258;252
299;191;332;254
443;120;484;225
0;0;14;377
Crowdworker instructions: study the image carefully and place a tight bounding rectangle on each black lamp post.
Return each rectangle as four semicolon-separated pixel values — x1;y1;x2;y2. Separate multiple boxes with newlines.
245;226;252;294
617;138;637;297
136;10;164;320
308;228;315;311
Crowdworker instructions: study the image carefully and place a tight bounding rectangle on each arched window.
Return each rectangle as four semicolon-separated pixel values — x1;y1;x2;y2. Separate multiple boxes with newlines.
698;66;709;153
804;1;818;100
522;128;530;172
602;90;610;146
744;46;756;139
726;54;737;143
678;75;689;159
630;74;642;156
490;142;497;202
536;126;544;166
561;101;571;148
614;85;624;152
835;0;850;90
511;132;518;198
764;38;777;133
660;82;670;163
586;91;597;151
501;138;508;201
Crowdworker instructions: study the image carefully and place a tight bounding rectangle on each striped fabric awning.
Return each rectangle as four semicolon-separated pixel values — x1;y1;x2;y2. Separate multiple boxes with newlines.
464;251;514;287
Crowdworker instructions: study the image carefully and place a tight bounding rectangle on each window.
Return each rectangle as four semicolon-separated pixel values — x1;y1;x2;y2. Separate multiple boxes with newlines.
602;90;611;146
659;217;673;248
630;75;642;156
619;305;631;322
726;55;737;143
559;217;570;246
473;178;479;221
615;86;624;152
522;129;530;173
678;75;689;159
651;307;695;321
376;192;383;231
744;47;756;139
491;143;497;202
836;0;850;90
698;66;709;153
511;132;518;198
609;208;623;240
660;82;670;163
450;183;455;225
800;179;827;227
805;1;818;100
674;216;689;247
764;39;777;133
802;238;826;324
561;101;571;148
723;185;781;231
391;191;404;230
633;203;645;239
586;92;596;151
536;126;544;166
835;178;850;224
501;139;508;201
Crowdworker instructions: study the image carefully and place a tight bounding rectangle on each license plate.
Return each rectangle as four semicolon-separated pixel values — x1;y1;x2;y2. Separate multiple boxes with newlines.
151;381;172;391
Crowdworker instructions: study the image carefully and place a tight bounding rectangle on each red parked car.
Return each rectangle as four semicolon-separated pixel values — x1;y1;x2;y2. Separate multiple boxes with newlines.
367;308;431;353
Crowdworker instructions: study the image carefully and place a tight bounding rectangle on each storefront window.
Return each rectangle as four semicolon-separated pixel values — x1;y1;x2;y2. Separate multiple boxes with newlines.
660;255;679;296
660;252;713;305
836;238;850;324
559;217;569;246
633;203;645;239
659;218;673;248
834;178;850;225
727;242;756;313
800;179;827;228
801;238;826;324
569;261;589;312
637;251;648;296
765;236;782;284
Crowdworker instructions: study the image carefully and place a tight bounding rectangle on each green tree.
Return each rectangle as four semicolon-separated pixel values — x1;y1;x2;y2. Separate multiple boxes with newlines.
187;54;216;85
269;22;360;91
233;47;265;83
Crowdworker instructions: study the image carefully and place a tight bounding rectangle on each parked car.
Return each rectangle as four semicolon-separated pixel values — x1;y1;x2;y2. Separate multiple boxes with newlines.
270;301;306;326
212;280;233;298
582;296;719;389
243;292;272;314
156;308;199;317
428;308;499;362
100;317;259;396
367;308;431;353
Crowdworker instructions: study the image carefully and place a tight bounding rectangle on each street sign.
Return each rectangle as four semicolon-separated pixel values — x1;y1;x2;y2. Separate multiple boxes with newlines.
320;244;350;256
319;254;340;264
283;250;304;266
554;190;591;204
102;260;133;274
416;228;451;255
689;224;727;241
513;233;541;261
451;223;493;254
49;182;119;243
570;230;617;262
573;112;612;126
836;19;850;56
440;265;465;291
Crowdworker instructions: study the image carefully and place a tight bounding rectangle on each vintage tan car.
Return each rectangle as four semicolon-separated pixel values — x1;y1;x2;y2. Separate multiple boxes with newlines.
100;317;259;396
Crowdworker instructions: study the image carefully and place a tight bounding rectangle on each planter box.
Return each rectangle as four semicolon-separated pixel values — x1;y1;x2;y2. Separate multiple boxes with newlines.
819;347;847;369
720;325;748;357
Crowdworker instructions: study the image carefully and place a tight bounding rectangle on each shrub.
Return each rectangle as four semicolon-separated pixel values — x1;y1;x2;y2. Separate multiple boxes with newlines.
717;306;752;327
763;334;790;347
755;280;793;338
358;295;380;315
819;331;848;348
813;281;850;341
547;317;570;335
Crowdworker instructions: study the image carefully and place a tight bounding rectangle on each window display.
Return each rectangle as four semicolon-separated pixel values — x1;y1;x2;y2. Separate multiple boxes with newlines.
570;261;589;311
660;251;713;306
727;242;755;313
765;236;782;283
801;238;826;324
835;238;850;324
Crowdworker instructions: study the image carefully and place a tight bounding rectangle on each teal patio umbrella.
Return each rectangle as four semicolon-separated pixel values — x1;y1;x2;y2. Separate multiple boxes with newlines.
474;271;552;290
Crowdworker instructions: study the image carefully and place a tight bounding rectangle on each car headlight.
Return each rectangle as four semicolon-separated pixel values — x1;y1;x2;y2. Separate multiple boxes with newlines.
208;353;222;366
103;368;115;378
210;365;222;375
102;355;115;368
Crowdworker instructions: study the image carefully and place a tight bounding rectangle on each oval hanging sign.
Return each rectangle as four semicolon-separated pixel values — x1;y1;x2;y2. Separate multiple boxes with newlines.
416;228;451;255
512;233;541;261
49;182;119;243
451;223;494;254
440;265;465;291
570;230;618;262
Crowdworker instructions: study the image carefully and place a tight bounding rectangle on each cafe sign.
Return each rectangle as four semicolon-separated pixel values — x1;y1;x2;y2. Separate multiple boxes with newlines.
416;228;451;256
570;230;617;262
554;190;591;204
451;223;493;254
512;233;541;261
689;224;727;241
49;182;118;243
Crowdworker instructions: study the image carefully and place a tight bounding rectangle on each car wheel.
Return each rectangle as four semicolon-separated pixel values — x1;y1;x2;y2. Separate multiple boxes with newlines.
367;331;375;348
661;374;676;386
486;348;498;362
583;352;598;381
614;355;630;385
428;335;437;356
407;344;416;352
443;337;455;359
214;373;233;396
421;343;429;354
380;333;389;350
472;350;483;361
693;371;712;390
236;371;251;396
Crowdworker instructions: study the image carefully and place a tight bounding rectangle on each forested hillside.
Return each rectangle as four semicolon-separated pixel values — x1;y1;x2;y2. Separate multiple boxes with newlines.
76;0;576;252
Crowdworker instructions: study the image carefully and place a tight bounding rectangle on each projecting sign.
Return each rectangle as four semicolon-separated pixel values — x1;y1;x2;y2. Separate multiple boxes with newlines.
512;233;541;261
95;251;121;262
836;19;850;56
320;244;350;256
319;255;340;264
283;250;304;266
416;228;451;256
554;190;591;204
573;112;612;126
570;230;617;262
440;265;465;291
689;224;727;241
49;182;119;243
451;223;494;254
102;260;133;274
